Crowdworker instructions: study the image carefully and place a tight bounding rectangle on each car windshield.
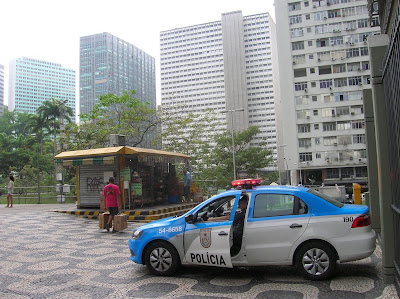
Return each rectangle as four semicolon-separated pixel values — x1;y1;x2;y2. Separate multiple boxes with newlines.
307;189;344;208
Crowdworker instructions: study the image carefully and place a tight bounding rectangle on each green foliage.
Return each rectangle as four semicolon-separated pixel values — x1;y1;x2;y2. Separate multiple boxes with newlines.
159;105;218;177
77;91;159;148
205;126;273;187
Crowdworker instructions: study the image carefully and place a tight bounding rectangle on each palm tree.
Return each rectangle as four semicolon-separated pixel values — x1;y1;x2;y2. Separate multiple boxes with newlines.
24;114;49;155
37;98;73;155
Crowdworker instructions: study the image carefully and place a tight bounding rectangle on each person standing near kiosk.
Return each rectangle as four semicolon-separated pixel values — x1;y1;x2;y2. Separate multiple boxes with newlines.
183;169;191;201
103;177;121;232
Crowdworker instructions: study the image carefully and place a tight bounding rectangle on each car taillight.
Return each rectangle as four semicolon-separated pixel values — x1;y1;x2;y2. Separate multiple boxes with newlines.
351;214;371;228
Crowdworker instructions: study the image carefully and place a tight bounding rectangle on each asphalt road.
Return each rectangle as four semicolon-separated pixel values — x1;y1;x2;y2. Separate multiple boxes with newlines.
0;204;398;299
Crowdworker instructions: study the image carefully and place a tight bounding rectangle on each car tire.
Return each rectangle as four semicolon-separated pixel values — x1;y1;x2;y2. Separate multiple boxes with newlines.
144;241;180;276
295;241;337;281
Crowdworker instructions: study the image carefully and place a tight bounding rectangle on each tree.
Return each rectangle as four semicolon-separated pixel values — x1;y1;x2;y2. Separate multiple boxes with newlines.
159;105;218;178
37;98;74;155
78;90;159;148
205;126;273;187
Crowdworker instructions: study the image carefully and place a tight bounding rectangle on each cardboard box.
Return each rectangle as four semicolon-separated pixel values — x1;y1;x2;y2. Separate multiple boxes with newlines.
99;212;110;229
113;213;128;231
100;193;106;210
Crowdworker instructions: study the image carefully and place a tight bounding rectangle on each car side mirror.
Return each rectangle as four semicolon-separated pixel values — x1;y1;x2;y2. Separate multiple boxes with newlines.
185;214;196;224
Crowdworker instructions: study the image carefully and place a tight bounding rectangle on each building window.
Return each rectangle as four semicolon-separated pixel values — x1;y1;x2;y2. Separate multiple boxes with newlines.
316;153;322;158
312;95;318;101
299;152;313;161
289;2;301;11
353;134;365;144
314;124;320;130
334;92;349;101
337;121;351;130
290;15;303;24
355;166;367;177
311;81;317;87
341;167;354;178
295;82;308;91
313;110;318;116
334;78;347;87
346;48;360;58
315;137;320;144
299;138;312;147
360;47;369;56
292;41;305;50
323;122;336;131
291;28;304;38
298;124;311;133
352;120;365;129
326;168;339;178
320;79;333;88
324;136;337;146
348;76;362;86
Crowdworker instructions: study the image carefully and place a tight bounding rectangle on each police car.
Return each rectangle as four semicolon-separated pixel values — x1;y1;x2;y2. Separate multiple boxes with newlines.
128;179;376;280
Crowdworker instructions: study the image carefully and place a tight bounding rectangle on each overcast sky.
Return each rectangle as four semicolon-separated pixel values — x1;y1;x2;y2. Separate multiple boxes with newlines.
0;0;275;107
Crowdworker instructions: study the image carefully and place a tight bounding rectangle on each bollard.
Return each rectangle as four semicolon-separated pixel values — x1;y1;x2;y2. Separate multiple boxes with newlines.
353;183;361;205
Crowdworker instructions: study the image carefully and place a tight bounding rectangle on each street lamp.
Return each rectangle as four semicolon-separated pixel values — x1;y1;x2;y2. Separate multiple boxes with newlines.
283;157;290;185
221;108;244;180
31;134;41;204
277;144;287;185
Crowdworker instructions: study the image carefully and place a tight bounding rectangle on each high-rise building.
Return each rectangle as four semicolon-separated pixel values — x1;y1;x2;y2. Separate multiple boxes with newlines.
79;32;156;115
0;64;4;117
275;0;380;187
160;11;280;163
8;57;76;120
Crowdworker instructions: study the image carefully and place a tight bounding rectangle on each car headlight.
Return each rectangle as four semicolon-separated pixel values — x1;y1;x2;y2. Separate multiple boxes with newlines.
132;229;144;240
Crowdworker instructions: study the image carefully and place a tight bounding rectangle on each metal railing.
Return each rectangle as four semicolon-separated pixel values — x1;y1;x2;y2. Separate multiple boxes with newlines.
0;185;77;204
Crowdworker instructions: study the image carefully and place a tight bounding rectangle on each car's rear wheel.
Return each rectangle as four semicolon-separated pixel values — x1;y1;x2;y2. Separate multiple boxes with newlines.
144;241;180;276
295;241;336;281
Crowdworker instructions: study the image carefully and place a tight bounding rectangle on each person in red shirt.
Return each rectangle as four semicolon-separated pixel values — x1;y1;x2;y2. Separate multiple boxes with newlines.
103;177;121;232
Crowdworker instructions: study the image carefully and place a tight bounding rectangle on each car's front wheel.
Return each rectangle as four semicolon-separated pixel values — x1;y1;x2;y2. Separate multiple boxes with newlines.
295;241;336;281
144;241;180;276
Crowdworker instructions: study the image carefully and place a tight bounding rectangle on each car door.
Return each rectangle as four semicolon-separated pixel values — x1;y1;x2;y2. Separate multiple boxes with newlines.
245;191;311;264
183;195;239;268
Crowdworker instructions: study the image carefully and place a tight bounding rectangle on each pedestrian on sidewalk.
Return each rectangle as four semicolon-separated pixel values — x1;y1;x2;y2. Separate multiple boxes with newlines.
6;175;14;208
103;177;121;232
183;169;191;202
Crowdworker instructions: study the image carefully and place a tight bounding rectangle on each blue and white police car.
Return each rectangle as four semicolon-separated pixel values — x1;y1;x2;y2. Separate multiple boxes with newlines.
129;179;376;280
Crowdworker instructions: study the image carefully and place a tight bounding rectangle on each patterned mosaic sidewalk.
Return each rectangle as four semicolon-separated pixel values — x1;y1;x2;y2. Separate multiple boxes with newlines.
0;206;398;298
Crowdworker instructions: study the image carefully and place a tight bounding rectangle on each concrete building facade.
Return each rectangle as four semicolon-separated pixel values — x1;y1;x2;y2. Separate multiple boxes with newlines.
275;0;380;188
160;11;280;163
79;32;156;115
8;57;76;120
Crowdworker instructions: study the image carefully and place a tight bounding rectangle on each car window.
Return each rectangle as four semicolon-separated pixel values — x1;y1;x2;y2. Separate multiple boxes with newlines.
307;189;344;207
197;195;236;216
253;193;307;218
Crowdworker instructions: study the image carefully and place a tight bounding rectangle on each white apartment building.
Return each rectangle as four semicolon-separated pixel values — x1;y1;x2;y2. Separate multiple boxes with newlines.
160;11;280;164
275;0;380;188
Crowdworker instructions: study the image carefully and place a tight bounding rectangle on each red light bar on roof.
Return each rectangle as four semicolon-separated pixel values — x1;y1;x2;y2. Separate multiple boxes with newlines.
231;178;263;188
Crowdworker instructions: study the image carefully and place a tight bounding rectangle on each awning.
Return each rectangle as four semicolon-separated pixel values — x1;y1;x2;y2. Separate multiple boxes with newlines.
55;146;190;163
62;156;115;166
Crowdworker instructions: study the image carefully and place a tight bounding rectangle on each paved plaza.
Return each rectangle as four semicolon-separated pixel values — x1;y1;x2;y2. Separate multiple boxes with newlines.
0;204;398;298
